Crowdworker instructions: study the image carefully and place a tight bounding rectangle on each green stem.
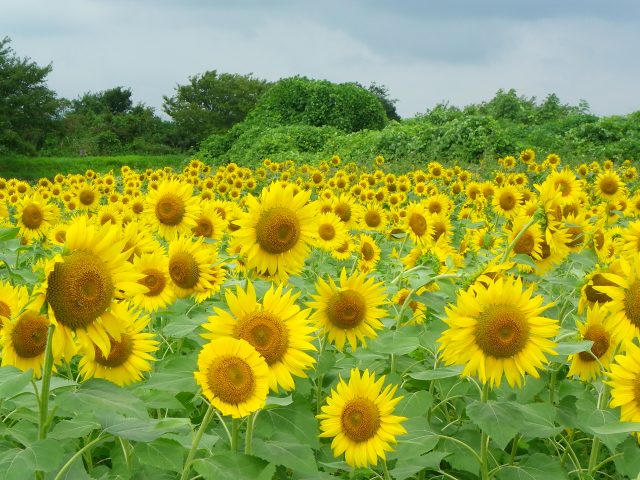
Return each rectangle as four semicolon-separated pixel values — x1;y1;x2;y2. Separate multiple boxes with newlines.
53;434;107;480
316;335;327;415
548;368;557;405
244;411;258;455
559;430;574;467
509;434;520;465
38;323;55;441
480;383;490;480
500;212;539;263
381;459;392;480
180;403;215;480
231;418;240;452
588;383;609;474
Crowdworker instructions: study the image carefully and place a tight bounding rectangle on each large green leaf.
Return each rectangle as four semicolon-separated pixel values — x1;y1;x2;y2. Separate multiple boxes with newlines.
133;438;185;472
390;451;449;480
252;438;317;473
193;453;274;480
466;400;524;449
0;366;33;399
143;371;197;394
0;227;19;242
367;326;422;355
497;453;567;480
49;418;101;440
590;421;640;434
407;365;463;381
55;379;148;419
395;390;433;418
257;401;319;448
103;416;191;442
517;403;562;439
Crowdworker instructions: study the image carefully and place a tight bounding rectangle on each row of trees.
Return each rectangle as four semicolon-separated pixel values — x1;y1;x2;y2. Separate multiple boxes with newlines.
0;37;399;156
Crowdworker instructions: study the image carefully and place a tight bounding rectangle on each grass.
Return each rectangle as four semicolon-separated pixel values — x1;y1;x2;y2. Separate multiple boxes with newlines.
0;154;191;181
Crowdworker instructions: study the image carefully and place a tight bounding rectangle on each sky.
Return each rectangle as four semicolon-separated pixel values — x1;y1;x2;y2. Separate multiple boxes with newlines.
2;0;639;118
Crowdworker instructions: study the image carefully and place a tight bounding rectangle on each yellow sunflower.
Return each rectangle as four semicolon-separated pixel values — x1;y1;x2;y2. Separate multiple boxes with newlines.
45;216;146;359
332;234;356;261
318;368;407;468
233;183;316;279
438;277;559;388
312;212;348;252
492;185;523;219
145;180;199;240
1;306;63;378
194;337;269;418
594;170;625;200
607;342;640;426
75;184;100;210
167;236;226;303
0;280;30;330
131;252;176;312
192;201;227;241
578;262;622;314
506;215;544;266
567;303;618;381
404;202;433;245
392;288;426;325
308;269;387;351
77;301;159;386
357;234;381;273
14;192;60;243
360;202;388;232
202;281;316;392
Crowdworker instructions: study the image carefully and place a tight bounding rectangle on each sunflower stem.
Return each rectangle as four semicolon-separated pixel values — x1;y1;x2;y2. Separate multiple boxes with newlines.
381;459;392;480
231;418;240;452
316;335;327;414
509;434;520;465
37;322;55;441
53;434;107;480
479;382;490;480
500;211;539;263
244;411;258;455
180;402;215;480
588;383;609;475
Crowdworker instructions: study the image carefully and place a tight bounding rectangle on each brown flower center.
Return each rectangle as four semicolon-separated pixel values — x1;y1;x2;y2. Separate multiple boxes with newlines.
499;192;517;211
364;211;381;228
79;189;95;206
578;324;610;362
21;204;44;229
193;218;214;238
318;223;336;241
11;311;49;358
514;231;535;255
341;398;380;442
155;193;185;226
207;355;255;404
0;301;11;319
333;203;352;223
475;304;530;358
169;252;200;289
599;176;619;196
94;334;133;367
409;213;427;237
255;207;300;254
623;280;640;329
234;311;288;365
361;242;375;261
138;269;166;297
327;289;366;329
584;273;616;304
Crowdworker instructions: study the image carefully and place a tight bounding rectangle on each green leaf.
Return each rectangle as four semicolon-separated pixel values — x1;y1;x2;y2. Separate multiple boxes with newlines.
162;315;204;338
252;438;317;473
0;448;32;480
133;438;185;472
0;227;19;242
144;371;197;394
590;421;640;434
395;391;433;418
517;403;562;439
367;326;422;355
390;451;449;480
389;417;438;460
466;400;524;449
512;254;538;268
14;439;65;473
258;401;319;448
584;409;628;451
497;453;567;480
55;379;148;419
614;437;640;478
193;453;274;480
103;417;191;442
0;366;33;399
49;419;100;440
407;365;463;381
554;340;593;356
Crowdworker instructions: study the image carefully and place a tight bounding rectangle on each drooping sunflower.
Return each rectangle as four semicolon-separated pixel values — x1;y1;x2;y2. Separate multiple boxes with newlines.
318;368;407;468
77;301;159;386
14;192;60;243
167;236;225;303
308;269;387;351
45;216;147;359
0;280;30;330
438;277;559;388
312;212;348;252
594;253;640;342
145;180;199;240
567;303;618;381
131;252;176;312
578;262;622;314
233;183;316;279
607;342;640;426
1;306;63;378
194;337;269;418
202;281;316;392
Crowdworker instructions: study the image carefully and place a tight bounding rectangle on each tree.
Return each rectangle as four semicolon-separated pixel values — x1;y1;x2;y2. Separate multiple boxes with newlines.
71;87;133;115
0;37;60;154
162;70;272;149
365;82;401;121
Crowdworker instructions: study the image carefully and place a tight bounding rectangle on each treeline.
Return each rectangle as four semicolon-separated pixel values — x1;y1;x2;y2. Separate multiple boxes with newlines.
2;36;639;165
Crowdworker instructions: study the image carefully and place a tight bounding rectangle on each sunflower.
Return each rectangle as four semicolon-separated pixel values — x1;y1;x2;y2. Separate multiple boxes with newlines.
357;234;381;272
77;301;159;386
594;170;625;200
131;252;176;312
360;202;388;232
167;236;225;303
567;304;618;382
14;192;60;243
308;269;387;351
332;193;362;229
332;234;356;261
194;337;269;418
192;201;227;241
1;307;62;378
607;342;640;427
312;212;348;252
404;202;432;245
145;180;199;240
594;254;640;342
202;281;316;392
492;185;522;219
392;288;426;325
75;184;100;210
318;368;407;468
94;203;123;226
45;216;147;359
233;183;316;279
506;216;544;266
0;280;30;330
438;277;559;388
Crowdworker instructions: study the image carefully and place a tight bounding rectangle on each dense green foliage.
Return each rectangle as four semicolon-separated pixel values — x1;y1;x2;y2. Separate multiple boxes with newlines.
162;70;272;149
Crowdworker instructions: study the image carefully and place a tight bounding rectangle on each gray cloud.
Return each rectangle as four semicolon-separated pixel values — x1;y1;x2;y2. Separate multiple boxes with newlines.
1;0;638;118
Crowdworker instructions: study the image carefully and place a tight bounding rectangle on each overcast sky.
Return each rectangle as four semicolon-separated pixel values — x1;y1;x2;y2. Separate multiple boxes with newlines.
2;0;639;118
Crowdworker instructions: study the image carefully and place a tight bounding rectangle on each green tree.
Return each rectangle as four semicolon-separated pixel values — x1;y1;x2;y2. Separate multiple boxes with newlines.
71;87;133;115
0;37;60;154
162;70;271;149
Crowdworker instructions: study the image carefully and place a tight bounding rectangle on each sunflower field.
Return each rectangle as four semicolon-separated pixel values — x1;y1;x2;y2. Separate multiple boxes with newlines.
0;151;639;480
